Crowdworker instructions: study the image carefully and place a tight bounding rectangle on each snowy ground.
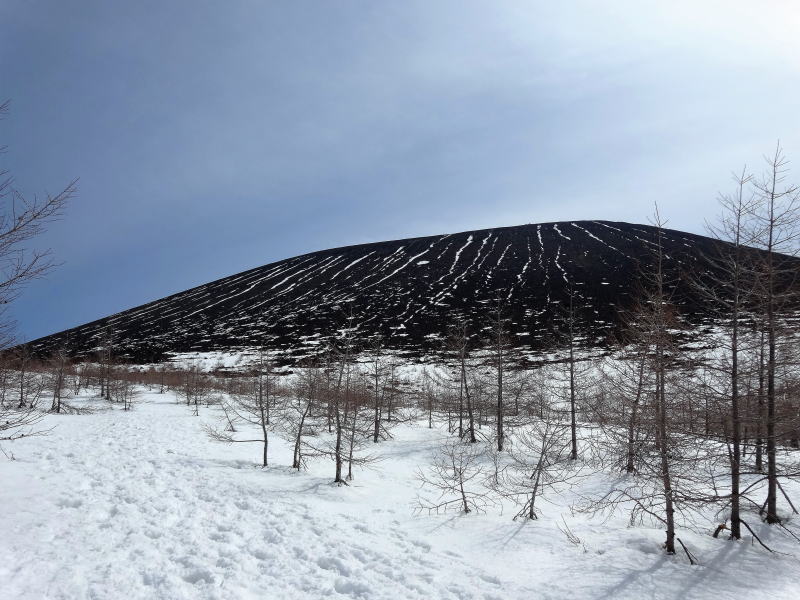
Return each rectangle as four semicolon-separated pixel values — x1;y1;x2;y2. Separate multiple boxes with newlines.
2;390;799;600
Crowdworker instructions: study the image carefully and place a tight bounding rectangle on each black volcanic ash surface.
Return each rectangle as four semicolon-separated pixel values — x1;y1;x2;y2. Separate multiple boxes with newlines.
27;221;735;362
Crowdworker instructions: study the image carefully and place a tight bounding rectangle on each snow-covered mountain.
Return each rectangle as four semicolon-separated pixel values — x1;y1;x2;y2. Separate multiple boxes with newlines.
27;221;742;362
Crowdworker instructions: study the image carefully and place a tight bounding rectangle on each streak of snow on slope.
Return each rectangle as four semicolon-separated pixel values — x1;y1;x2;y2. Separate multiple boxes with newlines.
433;234;473;285
429;234;488;305
331;251;376;280
485;242;511;283
506;238;533;301
553;223;572;241
472;233;498;273
363;244;435;290
572;223;624;255
535;225;550;303
554;245;569;283
180;261;306;321
517;239;532;285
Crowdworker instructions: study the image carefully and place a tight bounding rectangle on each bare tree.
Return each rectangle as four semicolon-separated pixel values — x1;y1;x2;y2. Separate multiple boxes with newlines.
1;353;49;453
108;367;138;411
493;403;578;520
0;354;12;408
418;366;437;429
591;345;649;474
49;345;69;413
584;208;684;555
96;323;114;401
205;351;276;467
344;380;374;481
366;336;389;442
180;363;215;416
749;143;800;524
331;314;357;484
0;99;75;445
158;363;167;394
447;318;477;443
645;208;679;554
416;437;493;514
285;363;323;470
383;356;402;424
70;362;84;396
0;101;75;333
308;312;380;483
0;400;48;456
14;343;31;408
488;295;510;452
692;167;759;539
565;283;580;460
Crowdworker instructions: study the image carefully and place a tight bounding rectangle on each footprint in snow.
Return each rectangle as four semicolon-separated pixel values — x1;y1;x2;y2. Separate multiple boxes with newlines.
182;568;215;585
56;497;83;509
333;578;371;598
316;556;352;576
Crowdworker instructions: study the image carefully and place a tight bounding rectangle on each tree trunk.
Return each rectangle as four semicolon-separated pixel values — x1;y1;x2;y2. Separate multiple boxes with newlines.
496;304;504;452
626;356;645;473
463;358;476;443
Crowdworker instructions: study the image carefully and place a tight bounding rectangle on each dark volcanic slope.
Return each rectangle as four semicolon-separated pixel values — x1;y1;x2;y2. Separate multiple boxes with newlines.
29;221;731;362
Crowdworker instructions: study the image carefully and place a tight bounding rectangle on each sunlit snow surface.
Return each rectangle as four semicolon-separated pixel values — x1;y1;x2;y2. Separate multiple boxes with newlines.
2;390;799;600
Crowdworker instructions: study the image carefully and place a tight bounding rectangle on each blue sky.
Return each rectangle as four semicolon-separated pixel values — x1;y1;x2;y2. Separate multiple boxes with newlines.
2;1;800;341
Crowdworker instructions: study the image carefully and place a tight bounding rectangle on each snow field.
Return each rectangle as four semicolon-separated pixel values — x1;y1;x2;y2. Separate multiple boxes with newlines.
1;390;799;600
